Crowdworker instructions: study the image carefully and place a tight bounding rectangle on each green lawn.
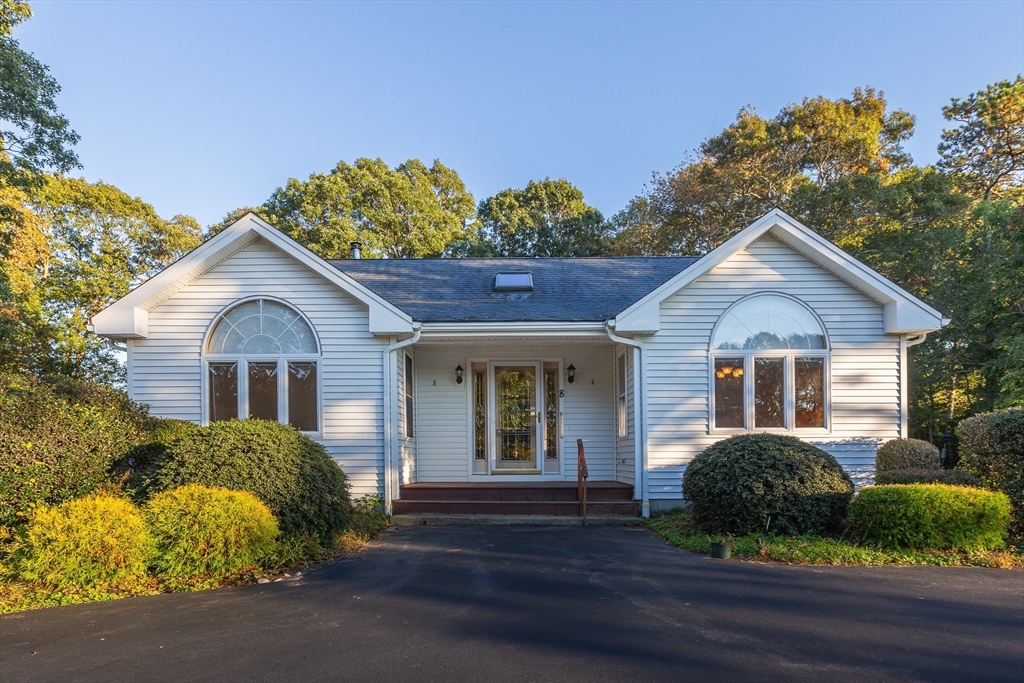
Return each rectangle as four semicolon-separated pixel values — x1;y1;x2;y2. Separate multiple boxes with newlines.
645;509;1023;569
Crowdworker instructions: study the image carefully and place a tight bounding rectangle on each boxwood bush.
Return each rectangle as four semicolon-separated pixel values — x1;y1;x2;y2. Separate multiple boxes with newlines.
0;373;152;525
145;485;279;589
849;484;1010;551
153;419;352;542
682;434;854;535
875;438;940;472
875;469;980;486
957;407;1024;538
19;494;154;592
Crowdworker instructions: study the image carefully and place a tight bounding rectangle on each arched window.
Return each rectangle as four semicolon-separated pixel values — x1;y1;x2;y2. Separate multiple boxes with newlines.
203;299;320;432
710;294;829;431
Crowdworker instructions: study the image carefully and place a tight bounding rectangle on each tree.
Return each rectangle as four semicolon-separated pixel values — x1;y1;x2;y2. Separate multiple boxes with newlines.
939;76;1024;200
615;88;915;255
246;158;475;259
471;178;612;257
0;0;80;191
0;176;202;383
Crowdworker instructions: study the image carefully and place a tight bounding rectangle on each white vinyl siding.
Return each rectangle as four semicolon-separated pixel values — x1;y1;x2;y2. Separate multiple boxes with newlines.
615;346;636;486
413;344;616;482
644;234;900;499
129;237;388;499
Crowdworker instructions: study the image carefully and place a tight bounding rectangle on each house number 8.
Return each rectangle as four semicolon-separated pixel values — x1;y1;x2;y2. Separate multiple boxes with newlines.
559;389;564;397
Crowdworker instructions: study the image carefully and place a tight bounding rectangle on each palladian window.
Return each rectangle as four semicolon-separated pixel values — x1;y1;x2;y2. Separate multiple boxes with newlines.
204;298;320;432
711;294;828;431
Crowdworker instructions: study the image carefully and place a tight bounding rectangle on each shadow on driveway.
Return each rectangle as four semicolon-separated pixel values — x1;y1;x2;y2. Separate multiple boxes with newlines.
2;525;1022;683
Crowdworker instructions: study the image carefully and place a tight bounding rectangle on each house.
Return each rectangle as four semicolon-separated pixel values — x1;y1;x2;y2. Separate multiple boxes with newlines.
89;209;946;517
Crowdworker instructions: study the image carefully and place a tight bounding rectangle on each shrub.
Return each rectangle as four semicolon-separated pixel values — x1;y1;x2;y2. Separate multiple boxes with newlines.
115;419;200;500
682;434;854;536
849;484;1010;551
875;469;981;487
875;438;941;472
0;374;152;525
957;407;1024;537
154;419;352;542
145;485;279;589
18;494;153;592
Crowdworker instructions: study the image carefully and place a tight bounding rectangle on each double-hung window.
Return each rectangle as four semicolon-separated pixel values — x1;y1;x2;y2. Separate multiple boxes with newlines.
204;298;321;432
711;294;829;432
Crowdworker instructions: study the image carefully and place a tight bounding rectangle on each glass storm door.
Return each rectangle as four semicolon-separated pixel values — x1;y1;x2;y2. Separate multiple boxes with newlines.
493;364;539;471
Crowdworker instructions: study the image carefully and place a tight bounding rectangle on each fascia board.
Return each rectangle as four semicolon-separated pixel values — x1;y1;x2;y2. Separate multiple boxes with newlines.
614;210;785;333
615;208;945;336
765;215;945;333
245;217;414;335
90;221;259;338
91;212;414;339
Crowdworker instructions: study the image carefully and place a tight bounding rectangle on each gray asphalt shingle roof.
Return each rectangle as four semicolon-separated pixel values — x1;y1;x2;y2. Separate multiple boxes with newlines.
331;257;700;322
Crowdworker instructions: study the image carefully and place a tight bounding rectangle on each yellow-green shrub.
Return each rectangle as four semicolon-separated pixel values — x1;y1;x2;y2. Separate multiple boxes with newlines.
849;484;1010;551
19;495;153;592
145;485;279;589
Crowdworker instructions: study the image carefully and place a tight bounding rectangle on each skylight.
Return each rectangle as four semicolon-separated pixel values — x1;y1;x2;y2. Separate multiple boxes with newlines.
494;272;533;292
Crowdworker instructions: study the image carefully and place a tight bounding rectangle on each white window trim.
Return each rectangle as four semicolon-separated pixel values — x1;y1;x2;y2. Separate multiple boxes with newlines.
403;351;415;441
708;292;831;436
201;297;323;436
709;351;831;436
201;356;323;436
616;350;628;438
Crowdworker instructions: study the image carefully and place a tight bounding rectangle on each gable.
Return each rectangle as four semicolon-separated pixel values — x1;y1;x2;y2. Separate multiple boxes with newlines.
612;209;946;336
89;213;413;339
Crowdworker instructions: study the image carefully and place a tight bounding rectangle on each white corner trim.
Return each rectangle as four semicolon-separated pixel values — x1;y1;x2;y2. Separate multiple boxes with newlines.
614;208;946;336
89;212;414;339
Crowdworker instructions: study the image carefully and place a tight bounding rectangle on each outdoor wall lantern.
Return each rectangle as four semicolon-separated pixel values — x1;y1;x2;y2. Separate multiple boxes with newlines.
567;364;576;384
455;364;464;385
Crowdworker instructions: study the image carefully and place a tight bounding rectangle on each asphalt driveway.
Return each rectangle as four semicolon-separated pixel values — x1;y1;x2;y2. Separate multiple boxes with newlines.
2;525;1022;683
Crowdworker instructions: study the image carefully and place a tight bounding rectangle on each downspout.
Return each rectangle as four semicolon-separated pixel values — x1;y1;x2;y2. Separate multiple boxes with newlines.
382;325;421;514
900;333;928;438
605;322;650;518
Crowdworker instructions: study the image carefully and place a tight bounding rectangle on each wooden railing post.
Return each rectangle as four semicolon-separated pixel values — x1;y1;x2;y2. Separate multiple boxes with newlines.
577;438;589;525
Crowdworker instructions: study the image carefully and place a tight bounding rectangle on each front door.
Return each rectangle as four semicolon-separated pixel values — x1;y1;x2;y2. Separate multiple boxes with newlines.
493;364;540;471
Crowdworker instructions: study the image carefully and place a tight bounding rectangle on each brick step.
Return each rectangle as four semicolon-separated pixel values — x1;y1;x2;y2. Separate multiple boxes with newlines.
398;482;634;503
392;499;640;517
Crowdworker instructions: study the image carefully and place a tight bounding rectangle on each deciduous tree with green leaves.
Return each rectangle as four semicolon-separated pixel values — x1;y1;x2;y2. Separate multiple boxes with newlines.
234;157;476;259
1;177;202;383
468;178;612;257
0;0;79;191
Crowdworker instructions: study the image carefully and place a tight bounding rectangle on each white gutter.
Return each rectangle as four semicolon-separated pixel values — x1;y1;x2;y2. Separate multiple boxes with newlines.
906;333;929;347
605;322;650;518
382;325;421;514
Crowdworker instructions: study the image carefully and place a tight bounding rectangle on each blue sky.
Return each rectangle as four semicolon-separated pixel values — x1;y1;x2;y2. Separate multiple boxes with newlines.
18;1;1024;228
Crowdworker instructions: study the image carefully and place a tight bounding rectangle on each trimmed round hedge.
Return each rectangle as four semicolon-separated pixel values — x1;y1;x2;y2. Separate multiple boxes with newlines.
145;485;279;589
19;494;154;592
683;434;854;535
875;438;940;472
153;419;352;541
849;484;1010;551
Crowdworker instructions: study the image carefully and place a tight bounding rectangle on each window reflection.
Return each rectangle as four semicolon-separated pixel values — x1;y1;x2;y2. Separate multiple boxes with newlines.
714;358;744;428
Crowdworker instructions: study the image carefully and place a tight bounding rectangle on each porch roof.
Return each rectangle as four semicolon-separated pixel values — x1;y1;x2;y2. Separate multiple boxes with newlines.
331;257;698;322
